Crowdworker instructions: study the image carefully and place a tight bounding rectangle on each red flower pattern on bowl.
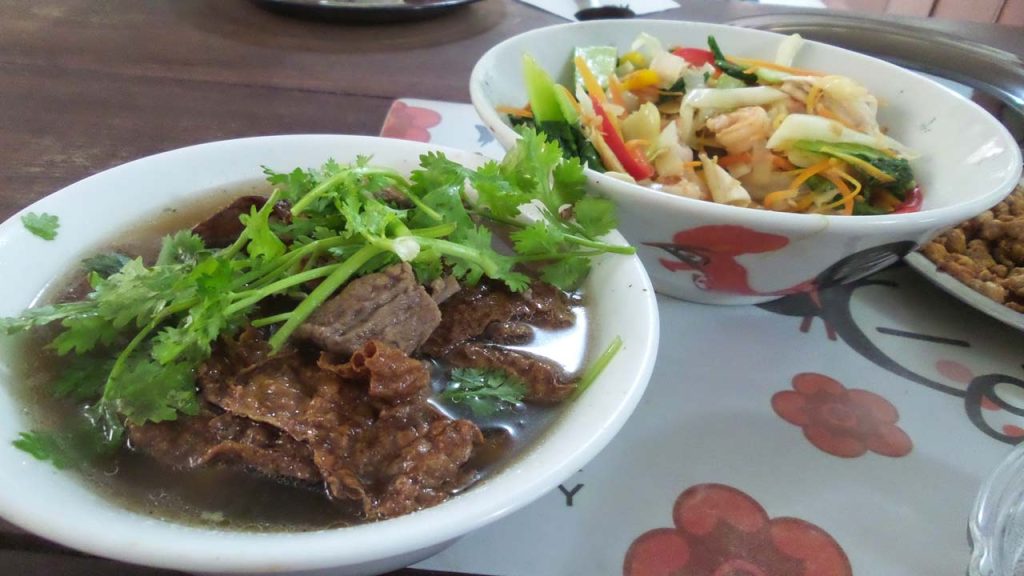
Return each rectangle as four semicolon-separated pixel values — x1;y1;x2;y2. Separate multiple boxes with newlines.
772;372;912;458
624;483;851;576
379;101;441;142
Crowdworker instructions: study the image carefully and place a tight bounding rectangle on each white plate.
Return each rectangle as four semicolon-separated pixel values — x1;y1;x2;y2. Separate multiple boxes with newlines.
904;251;1024;331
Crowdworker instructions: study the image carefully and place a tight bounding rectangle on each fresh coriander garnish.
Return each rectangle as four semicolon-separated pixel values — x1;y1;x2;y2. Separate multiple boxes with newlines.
21;212;59;240
441;367;528;416
3;128;634;467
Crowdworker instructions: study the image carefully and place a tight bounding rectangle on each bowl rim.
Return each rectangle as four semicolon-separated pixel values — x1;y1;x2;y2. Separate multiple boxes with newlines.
0;134;660;572
469;19;1024;233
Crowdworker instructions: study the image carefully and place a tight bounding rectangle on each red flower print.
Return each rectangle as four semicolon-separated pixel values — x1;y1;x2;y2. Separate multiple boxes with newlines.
624;483;851;576
772;372;912;458
379;101;441;142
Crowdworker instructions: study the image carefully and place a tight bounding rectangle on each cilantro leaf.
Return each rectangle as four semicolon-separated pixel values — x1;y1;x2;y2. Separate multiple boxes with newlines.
81;252;132;278
441;367;527;416
50;314;121;355
471;160;531;220
0;301;94;336
108;355;199;425
12;412;121;470
156;230;206;266
240;205;286;261
13;431;70;469
572;196;617;238
263;166;314;205
541;257;591;291
52;355;114;401
501;127;566;214
552;156;587;206
511;221;565;255
21;212;59;240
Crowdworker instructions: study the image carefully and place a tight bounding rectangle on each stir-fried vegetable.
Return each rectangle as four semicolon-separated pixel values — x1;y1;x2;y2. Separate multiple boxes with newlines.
502;33;920;216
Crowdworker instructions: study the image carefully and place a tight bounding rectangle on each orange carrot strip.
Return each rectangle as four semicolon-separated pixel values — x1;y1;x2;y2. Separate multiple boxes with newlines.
575;55;607;106
727;57;825;76
822;171;856;215
496;105;533;118
608;75;627;108
715;151;753;168
771;154;796;171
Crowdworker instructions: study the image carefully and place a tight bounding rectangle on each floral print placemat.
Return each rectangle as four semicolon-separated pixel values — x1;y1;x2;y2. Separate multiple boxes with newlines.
383;98;1024;576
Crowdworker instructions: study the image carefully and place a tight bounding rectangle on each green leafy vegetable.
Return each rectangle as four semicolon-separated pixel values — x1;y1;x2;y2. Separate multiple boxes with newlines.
657;77;687;104
793;140;916;195
707;36;758;85
441;367;528;416
13;431;70;469
81;252;132;278
572;335;623;399
511;116;604;172
21;212;59;240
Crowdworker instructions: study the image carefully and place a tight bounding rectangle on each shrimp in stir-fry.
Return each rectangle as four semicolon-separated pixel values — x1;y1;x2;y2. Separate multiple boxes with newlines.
705;106;772;156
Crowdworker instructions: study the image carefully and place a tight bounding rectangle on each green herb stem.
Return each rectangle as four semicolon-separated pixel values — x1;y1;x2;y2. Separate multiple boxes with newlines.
268;244;384;351
572;335;623;399
561;233;635;254
224;262;343;316
250;311;291;328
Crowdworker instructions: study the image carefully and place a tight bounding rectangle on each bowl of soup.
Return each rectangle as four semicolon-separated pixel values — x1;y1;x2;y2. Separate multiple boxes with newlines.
0;134;659;574
470;20;1023;304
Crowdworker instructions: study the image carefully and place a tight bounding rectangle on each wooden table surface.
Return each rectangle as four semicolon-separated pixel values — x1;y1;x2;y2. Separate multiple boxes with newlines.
2;0;1022;227
0;1;1022;574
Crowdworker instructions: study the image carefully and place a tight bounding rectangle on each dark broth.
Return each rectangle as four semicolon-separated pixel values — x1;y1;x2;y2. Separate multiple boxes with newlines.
11;182;593;531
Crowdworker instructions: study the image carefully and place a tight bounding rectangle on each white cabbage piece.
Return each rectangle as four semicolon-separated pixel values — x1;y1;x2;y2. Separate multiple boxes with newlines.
682;63;716;92
653;121;694;177
675;105;698;148
766;113;913;156
775;34;804;67
683;87;788;109
650;51;689;88
629;33;665;68
780;75;880;135
621;102;661;144
699;153;752;207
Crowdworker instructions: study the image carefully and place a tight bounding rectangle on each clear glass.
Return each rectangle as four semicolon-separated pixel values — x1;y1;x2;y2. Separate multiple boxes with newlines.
970;442;1024;576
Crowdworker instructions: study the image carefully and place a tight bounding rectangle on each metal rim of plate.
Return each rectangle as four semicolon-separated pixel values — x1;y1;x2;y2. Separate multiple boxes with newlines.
729;12;1024;329
252;0;484;23
904;252;1024;331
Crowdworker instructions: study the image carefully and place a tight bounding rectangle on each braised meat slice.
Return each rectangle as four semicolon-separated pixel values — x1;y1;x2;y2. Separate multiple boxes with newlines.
427;275;461;305
197;336;482;520
319;340;430;402
294;262;443;358
422;280;576;356
444;342;577;404
127;408;321;482
375;419;482;519
191;196;289;248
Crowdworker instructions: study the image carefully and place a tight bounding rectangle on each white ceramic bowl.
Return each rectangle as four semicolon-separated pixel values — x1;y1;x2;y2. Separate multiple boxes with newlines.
0;135;659;575
471;20;1023;304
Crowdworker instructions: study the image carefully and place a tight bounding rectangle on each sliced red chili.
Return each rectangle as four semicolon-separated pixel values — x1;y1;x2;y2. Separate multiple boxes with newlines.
590;97;655;181
671;47;716;68
892;186;923;214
